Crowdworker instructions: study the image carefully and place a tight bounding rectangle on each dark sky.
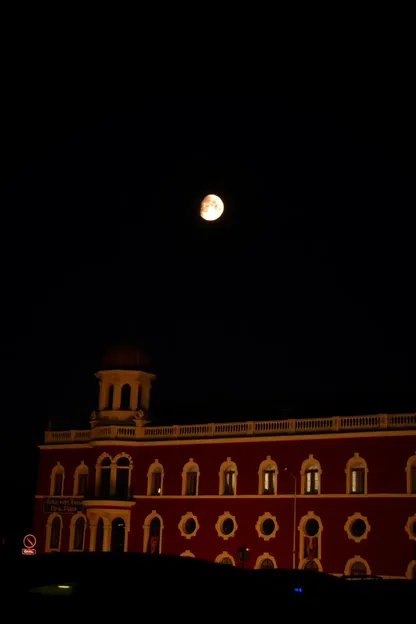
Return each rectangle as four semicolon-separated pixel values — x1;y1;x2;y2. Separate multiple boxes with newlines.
1;95;415;538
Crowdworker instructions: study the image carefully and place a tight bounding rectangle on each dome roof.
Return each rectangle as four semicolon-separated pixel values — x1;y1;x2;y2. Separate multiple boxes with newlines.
100;344;151;371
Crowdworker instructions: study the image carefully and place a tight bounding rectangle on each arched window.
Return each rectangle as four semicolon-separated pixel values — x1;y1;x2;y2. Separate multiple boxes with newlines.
345;556;371;576
258;457;278;495
345;453;368;494
215;552;236;565
300;455;322;495
111;517;125;553
406;455;416;494
46;514;62;552
255;553;277;569
70;515;86;551
120;384;131;410
143;512;163;554
73;462;89;496
182;459;200;496
98;456;112;498
219;458;238;495
50;463;65;496
96;518;104;552
147;461;164;496
406;560;416;580
107;384;114;409
115;455;132;499
299;511;323;566
304;560;319;571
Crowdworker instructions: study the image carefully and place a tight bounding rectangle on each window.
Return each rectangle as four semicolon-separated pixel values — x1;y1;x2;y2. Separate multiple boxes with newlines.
46;514;62;552
344;557;371;576
405;513;416;541
96;518;104;552
406;455;416;494
305;467;319;494
255;512;279;541
178;512;200;539
143;512;163;554
301;455;322;495
73;462;88;496
111;517;125;553
181;459;200;496
304;560;318;571
299;512;323;566
346;454;368;494
344;512;371;543
255;553;277;569
215;512;238;540
115;455;132;499
71;515;86;551
215;552;236;565
258;457;278;495
147;461;164;496
120;384;131;410
107;384;114;409
406;560;416;580
50;463;65;496
219;458;238;495
98;456;111;498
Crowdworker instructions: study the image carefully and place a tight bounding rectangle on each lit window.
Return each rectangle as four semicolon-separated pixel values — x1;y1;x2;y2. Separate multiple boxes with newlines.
305;467;319;494
151;468;162;496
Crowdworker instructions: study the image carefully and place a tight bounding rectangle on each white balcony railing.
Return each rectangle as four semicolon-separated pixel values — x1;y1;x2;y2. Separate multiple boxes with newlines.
43;412;416;444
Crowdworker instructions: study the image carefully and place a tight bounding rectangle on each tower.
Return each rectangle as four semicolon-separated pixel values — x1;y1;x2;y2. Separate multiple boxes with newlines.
91;346;156;428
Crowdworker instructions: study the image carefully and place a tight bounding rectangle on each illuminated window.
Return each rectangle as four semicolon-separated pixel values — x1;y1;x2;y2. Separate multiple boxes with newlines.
258;457;278;495
346;454;368;494
147;461;164;496
300;456;322;495
50;463;65;496
306;468;319;494
219;458;238;495
182;459;200;496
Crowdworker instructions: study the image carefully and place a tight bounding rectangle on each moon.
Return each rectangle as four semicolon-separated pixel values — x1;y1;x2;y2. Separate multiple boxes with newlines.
200;194;224;221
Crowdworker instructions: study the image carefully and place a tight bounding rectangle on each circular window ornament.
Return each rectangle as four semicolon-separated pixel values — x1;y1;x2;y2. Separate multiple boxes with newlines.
405;514;416;541
215;512;238;540
255;553;277;569
255;512;279;541
215;551;236;565
344;512;371;543
178;512;199;539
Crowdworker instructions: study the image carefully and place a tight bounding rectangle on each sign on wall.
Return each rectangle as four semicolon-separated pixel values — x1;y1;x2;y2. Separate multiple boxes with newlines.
43;498;85;514
22;534;36;555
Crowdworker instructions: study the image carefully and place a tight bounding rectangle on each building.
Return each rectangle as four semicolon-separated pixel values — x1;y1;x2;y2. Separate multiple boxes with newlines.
34;361;416;580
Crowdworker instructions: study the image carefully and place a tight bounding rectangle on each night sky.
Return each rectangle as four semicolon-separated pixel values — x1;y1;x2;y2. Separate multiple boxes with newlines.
1;95;415;542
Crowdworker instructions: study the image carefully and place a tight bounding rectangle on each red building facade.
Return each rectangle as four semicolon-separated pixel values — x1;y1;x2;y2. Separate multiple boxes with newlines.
34;366;416;579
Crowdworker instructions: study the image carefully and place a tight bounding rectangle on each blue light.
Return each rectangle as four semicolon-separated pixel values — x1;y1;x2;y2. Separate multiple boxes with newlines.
294;587;303;593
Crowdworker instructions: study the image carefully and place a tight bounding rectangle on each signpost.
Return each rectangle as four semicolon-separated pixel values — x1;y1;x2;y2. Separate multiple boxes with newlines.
22;534;36;555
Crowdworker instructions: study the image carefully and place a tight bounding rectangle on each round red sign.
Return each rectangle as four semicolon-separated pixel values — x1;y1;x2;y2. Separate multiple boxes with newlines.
23;534;36;549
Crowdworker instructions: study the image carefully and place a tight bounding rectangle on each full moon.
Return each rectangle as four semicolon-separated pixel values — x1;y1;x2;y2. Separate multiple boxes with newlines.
200;194;224;221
